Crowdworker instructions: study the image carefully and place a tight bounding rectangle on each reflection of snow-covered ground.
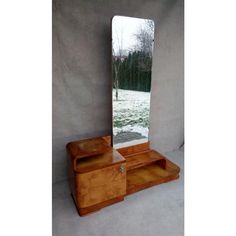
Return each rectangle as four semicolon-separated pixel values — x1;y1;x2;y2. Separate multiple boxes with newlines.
113;89;150;145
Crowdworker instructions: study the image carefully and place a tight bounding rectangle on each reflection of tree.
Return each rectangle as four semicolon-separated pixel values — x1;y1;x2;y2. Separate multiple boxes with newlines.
115;51;152;92
112;19;155;95
112;26;125;101
112;49;120;101
133;19;154;57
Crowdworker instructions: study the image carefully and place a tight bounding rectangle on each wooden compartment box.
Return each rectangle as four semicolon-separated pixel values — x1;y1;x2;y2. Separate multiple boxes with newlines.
67;138;126;216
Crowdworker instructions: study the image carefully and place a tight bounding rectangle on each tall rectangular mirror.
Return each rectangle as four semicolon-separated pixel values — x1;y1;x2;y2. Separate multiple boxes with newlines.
112;16;155;148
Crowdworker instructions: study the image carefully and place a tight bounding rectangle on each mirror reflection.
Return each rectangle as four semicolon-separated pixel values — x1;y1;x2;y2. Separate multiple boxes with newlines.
112;16;155;148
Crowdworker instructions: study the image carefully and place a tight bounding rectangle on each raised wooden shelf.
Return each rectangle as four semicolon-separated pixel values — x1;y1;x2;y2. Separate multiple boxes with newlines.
117;144;180;195
67;137;110;168
126;158;180;195
117;142;150;157
125;150;166;171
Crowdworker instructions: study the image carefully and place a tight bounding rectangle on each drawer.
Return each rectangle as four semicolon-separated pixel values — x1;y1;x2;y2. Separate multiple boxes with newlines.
76;163;126;208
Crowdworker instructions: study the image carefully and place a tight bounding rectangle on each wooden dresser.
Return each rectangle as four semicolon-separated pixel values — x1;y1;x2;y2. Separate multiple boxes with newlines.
67;136;180;216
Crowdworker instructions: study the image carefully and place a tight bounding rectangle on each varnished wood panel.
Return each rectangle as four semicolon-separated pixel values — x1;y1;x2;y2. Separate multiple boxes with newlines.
67;137;110;158
76;148;125;173
102;136;111;145
126;158;180;195
76;163;126;208
126;150;166;171
67;153;78;205
76;195;124;216
67;136;181;216
117;142;150;157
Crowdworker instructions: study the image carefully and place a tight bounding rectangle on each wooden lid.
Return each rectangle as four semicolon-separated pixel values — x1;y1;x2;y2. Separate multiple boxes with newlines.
67;137;110;160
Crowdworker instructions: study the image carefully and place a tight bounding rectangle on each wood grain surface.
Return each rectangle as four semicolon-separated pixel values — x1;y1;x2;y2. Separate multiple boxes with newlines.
76;163;126;208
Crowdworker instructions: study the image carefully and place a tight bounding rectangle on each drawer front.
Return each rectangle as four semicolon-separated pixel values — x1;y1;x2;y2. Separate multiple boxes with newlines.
76;163;126;208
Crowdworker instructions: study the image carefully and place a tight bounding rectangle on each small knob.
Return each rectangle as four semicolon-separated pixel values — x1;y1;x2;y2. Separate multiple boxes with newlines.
119;165;125;173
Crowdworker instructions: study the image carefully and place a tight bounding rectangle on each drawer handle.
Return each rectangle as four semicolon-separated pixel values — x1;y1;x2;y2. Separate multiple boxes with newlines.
119;165;125;173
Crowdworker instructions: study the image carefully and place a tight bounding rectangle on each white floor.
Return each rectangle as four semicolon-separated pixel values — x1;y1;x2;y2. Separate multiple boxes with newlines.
53;147;184;236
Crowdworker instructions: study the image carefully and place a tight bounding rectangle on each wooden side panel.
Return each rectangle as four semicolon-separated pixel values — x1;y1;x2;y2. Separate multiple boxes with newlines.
67;153;78;205
76;163;126;208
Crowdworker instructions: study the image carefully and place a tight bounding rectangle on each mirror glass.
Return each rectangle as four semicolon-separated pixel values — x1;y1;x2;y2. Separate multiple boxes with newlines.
112;16;155;148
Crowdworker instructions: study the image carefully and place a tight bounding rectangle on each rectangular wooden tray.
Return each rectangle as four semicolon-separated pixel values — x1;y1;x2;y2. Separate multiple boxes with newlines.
125;150;166;171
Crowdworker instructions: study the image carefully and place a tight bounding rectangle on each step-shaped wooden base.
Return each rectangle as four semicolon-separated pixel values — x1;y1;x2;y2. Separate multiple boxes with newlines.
117;144;180;195
127;158;180;195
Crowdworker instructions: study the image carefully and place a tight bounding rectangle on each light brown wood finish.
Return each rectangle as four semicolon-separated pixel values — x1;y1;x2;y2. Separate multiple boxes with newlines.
67;137;180;216
127;159;180;195
116;142;179;195
102;136;111;145
117;142;150;156
76;163;126;208
76;148;125;173
67;137;127;216
125;150;166;171
72;195;124;216
67;137;110;169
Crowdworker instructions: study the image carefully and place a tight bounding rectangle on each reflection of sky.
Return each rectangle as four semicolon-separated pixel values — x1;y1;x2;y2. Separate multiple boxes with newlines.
112;16;152;55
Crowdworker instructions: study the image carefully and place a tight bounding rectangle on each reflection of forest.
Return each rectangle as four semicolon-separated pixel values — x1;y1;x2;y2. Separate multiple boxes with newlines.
112;51;152;92
112;17;154;96
112;17;154;146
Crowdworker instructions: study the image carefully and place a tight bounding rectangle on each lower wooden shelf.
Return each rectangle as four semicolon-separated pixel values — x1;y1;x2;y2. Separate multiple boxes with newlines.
117;144;180;195
126;159;180;195
125;150;166;171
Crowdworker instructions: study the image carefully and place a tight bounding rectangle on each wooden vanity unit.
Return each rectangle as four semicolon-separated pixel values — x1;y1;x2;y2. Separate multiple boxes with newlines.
67;136;180;216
